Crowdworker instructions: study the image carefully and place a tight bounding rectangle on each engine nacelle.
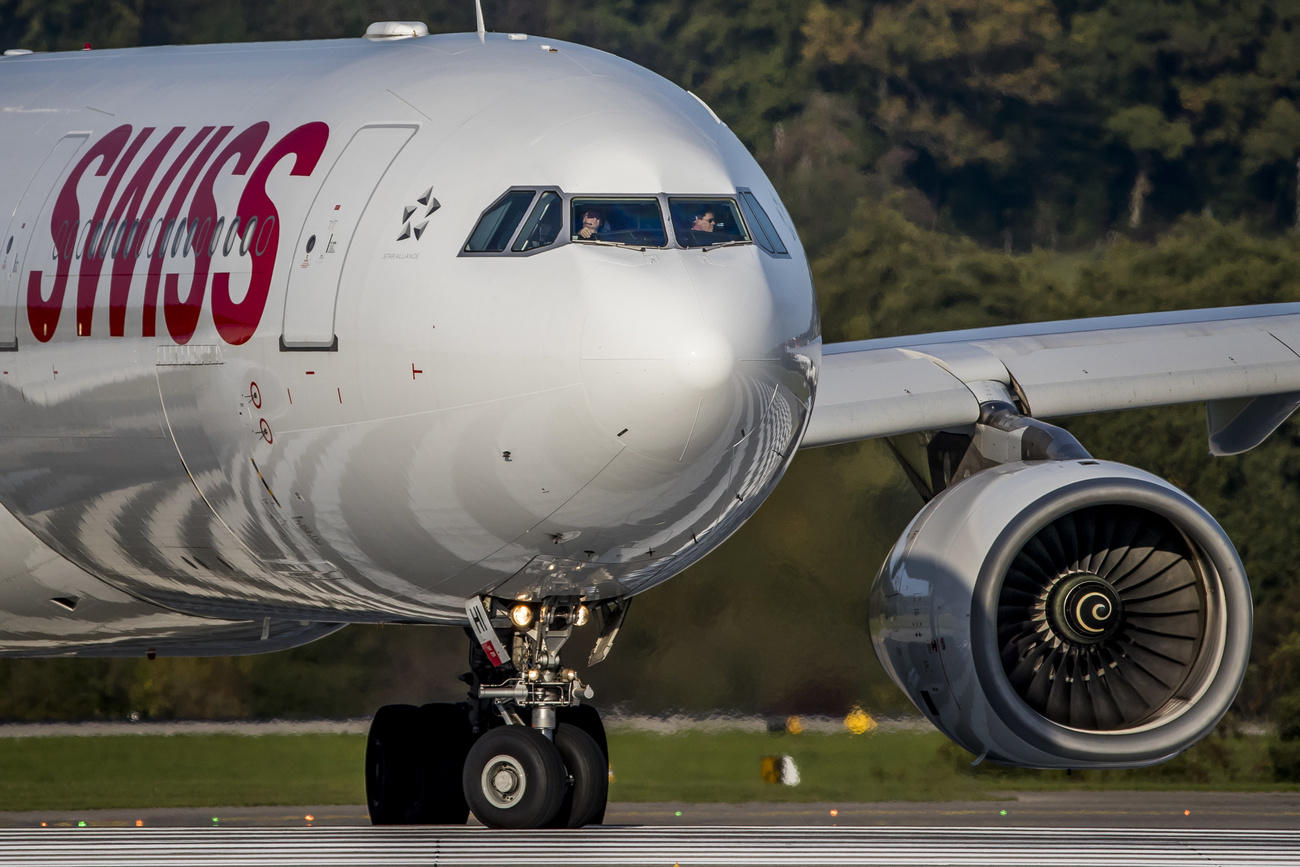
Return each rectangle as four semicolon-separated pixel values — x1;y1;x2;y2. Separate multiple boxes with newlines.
870;459;1252;768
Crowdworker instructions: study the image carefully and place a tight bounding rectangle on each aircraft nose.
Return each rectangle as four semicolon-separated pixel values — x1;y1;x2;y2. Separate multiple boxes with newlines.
672;327;734;391
578;246;800;465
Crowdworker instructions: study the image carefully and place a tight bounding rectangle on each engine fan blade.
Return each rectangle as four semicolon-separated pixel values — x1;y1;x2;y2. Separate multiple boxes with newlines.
998;506;1209;731
1095;514;1146;581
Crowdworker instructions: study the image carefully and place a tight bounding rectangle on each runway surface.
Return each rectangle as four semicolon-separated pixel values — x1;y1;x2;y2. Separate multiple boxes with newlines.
1;794;1297;866
4;791;1297;829
1;825;1298;866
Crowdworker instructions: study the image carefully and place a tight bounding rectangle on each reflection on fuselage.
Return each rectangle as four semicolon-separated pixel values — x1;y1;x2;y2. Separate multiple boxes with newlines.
0;32;820;633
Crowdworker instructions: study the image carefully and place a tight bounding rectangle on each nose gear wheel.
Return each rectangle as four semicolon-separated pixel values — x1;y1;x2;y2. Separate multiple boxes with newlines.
482;754;528;809
997;505;1208;730
547;720;609;828
462;725;566;829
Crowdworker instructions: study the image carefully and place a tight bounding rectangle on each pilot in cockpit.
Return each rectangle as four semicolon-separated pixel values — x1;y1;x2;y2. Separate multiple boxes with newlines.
677;207;723;246
575;208;605;240
691;210;717;233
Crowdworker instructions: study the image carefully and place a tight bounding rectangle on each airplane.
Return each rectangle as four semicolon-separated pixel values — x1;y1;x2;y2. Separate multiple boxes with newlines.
0;16;1288;829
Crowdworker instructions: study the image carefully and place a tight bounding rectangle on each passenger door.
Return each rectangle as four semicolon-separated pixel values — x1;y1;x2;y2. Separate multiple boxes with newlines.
280;124;417;350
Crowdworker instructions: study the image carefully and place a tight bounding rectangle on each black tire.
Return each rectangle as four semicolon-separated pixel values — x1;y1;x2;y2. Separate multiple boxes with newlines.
366;704;423;825
548;722;609;828
418;702;473;824
366;703;473;825
559;704;609;766
462;725;566;829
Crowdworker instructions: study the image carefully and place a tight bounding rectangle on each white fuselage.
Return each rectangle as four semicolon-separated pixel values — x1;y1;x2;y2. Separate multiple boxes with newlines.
0;32;819;646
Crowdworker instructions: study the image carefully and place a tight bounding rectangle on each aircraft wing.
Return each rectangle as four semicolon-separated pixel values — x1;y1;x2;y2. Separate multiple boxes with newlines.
803;303;1300;455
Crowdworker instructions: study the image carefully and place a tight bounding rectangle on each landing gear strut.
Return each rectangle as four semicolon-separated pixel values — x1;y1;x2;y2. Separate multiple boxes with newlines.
364;595;626;829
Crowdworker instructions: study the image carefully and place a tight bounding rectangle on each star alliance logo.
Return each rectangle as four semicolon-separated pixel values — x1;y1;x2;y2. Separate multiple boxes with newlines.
398;186;439;241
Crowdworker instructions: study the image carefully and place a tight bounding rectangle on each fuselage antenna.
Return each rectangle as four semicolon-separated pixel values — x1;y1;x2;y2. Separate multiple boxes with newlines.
475;0;486;41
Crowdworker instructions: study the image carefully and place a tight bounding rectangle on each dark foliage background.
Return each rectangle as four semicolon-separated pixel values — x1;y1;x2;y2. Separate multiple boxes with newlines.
2;2;1299;744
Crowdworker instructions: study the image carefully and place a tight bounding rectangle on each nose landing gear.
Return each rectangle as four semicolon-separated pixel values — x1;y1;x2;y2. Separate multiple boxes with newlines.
364;595;626;829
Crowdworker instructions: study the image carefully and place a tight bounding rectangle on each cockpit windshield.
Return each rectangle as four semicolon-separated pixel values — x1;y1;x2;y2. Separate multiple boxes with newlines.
462;190;777;257
464;190;535;253
669;198;749;247
571;198;667;248
513;191;563;252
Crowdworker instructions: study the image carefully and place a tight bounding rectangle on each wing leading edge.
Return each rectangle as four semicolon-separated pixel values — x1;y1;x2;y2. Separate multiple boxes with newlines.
803;303;1300;455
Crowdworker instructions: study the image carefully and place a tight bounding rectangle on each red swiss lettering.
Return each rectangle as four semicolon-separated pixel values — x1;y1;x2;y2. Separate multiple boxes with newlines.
106;126;184;336
136;126;217;337
28;124;133;342
75;126;153;338
144;126;232;343
212;122;328;346
26;120;331;345
165;123;267;345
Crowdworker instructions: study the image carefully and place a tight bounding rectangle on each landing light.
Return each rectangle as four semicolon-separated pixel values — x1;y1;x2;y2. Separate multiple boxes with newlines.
575;605;590;627
510;604;534;628
526;668;541;682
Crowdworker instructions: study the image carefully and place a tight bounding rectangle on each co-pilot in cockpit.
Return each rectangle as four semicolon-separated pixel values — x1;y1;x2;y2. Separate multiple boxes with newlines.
667;198;747;248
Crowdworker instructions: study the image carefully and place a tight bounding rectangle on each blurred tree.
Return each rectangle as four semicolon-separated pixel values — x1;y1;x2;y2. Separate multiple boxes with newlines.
1103;105;1194;228
1244;100;1300;229
7;0;146;49
1064;0;1298;233
2;0;1300;732
801;0;1064;244
1267;635;1300;779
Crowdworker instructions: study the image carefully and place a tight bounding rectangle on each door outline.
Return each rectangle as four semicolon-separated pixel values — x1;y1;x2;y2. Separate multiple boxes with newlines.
1;133;90;349
280;123;418;351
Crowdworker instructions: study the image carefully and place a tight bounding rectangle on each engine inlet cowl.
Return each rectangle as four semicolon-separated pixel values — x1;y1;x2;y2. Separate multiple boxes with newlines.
870;459;1252;769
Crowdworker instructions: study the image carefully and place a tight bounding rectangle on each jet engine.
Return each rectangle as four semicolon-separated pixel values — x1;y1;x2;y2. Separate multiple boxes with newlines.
870;458;1252;768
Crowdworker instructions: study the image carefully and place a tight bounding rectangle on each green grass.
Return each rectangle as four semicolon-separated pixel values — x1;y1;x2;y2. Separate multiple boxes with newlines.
607;730;995;802
606;730;1300;802
0;734;364;810
0;729;1294;811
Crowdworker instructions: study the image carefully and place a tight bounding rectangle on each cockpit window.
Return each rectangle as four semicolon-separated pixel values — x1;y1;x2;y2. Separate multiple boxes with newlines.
464;189;535;252
571;198;667;248
512;191;563;252
669;198;749;248
738;191;788;255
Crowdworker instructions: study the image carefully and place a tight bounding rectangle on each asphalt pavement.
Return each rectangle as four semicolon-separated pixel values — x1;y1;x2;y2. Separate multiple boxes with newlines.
0;790;1296;829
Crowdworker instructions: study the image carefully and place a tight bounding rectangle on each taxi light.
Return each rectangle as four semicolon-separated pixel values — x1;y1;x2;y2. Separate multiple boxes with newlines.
575;605;590;627
527;668;541;682
510;604;534;628
562;669;577;682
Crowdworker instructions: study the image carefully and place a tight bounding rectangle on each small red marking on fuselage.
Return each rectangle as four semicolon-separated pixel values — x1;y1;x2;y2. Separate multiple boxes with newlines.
337;387;342;404
412;364;423;379
287;388;293;405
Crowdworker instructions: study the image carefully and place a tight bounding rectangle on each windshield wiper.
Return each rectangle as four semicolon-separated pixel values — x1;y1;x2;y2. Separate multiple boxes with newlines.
572;238;649;252
701;240;750;252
